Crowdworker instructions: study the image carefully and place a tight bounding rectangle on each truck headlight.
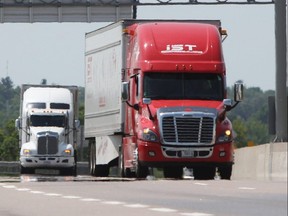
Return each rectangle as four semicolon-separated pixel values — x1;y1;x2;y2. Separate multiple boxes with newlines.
217;129;232;142
23;149;31;156
63;149;72;156
140;128;158;142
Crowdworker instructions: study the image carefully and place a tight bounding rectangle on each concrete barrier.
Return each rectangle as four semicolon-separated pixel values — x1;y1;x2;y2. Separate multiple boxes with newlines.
232;142;287;181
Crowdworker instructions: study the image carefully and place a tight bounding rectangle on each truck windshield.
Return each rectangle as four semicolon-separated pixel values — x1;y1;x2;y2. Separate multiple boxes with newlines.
143;73;224;100
30;115;66;127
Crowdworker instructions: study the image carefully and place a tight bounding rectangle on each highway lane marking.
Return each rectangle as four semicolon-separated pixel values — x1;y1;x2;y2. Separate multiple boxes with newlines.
30;190;45;194
180;213;214;216
44;193;62;196
2;185;17;189
238;187;256;190
80;198;101;202
16;188;30;191
124;203;149;208
194;183;208;186
1;184;215;216
150;207;178;213
102;201;126;205
62;195;81;199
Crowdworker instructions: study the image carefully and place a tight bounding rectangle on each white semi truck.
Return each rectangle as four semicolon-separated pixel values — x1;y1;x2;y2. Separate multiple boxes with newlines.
15;84;79;175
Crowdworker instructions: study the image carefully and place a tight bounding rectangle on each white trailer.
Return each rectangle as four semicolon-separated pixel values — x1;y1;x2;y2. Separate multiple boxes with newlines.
16;84;80;175
84;21;126;176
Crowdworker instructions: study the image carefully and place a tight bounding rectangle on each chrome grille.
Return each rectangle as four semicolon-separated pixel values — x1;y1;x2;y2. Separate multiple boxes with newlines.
161;115;215;144
37;135;58;155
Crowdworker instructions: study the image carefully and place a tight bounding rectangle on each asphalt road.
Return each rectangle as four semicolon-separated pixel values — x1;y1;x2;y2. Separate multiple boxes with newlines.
0;175;287;216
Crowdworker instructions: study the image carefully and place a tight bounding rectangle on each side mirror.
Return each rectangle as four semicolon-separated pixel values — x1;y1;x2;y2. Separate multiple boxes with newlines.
121;82;129;102
143;98;152;105
74;120;80;129
15;118;21;130
223;99;232;111
234;81;244;102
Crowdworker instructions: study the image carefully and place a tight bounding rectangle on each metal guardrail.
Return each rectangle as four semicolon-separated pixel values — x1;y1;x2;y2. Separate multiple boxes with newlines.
0;161;89;175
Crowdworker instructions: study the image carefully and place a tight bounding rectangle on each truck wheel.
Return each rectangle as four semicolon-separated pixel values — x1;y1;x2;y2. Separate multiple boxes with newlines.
134;148;149;179
89;142;96;176
193;167;216;180
163;167;183;179
135;162;149;179
61;166;76;176
218;165;232;180
20;165;34;175
95;165;109;177
118;146;124;177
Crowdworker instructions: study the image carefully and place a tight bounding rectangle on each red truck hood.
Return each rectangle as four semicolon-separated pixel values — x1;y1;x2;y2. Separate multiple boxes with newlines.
149;100;223;111
143;99;225;120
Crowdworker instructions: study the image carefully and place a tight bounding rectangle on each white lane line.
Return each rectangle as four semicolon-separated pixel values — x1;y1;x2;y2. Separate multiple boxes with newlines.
124;203;149;208
44;193;62;197
2;185;16;189
30;191;45;194
194;183;208;186
238;187;256;190
1;184;215;216
1;185;216;216
80;198;101;202
62;195;81;199
180;213;214;216
16;188;30;191
149;207;177;213
102;201;126;205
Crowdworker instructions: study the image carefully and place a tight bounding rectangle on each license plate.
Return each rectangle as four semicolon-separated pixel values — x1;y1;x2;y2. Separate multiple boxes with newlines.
182;150;194;157
43;161;51;165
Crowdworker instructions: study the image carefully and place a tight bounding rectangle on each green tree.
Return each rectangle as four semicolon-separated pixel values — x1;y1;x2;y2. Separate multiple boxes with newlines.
232;117;248;148
0;77;20;128
227;86;275;147
0;120;19;161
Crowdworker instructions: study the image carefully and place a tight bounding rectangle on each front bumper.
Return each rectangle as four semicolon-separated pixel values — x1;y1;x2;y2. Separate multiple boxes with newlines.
137;140;234;168
20;156;75;168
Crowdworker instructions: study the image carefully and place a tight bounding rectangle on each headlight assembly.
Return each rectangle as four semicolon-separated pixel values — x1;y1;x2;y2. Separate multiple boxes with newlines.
217;129;232;142
140;128;158;142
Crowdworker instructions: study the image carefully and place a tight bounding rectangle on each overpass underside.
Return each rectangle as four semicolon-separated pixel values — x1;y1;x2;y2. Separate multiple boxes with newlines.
0;0;133;23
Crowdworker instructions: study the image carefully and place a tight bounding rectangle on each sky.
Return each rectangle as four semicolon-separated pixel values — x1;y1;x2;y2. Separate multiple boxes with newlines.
0;2;276;91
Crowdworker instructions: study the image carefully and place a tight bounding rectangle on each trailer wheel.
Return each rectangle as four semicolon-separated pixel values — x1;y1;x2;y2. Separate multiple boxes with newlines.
193;167;216;180
95;165;109;177
218;165;232;180
61;166;77;176
89;142;96;176
118;146;125;177
20;165;34;175
163;167;183;179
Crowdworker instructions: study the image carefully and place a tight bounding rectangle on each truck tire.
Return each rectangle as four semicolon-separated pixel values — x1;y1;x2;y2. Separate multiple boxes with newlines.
134;148;149;179
118;146;133;178
89;142;109;177
118;146;125;177
89;142;96;176
193;167;216;180
218;165;232;180
95;165;109;177
163;167;183;179
135;162;149;179
61;166;77;176
20;165;34;175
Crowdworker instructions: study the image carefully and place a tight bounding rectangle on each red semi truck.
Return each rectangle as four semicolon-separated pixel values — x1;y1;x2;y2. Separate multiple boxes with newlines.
84;19;243;180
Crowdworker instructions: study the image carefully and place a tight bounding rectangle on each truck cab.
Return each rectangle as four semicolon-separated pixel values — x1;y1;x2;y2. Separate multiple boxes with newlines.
121;21;243;179
16;85;79;175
